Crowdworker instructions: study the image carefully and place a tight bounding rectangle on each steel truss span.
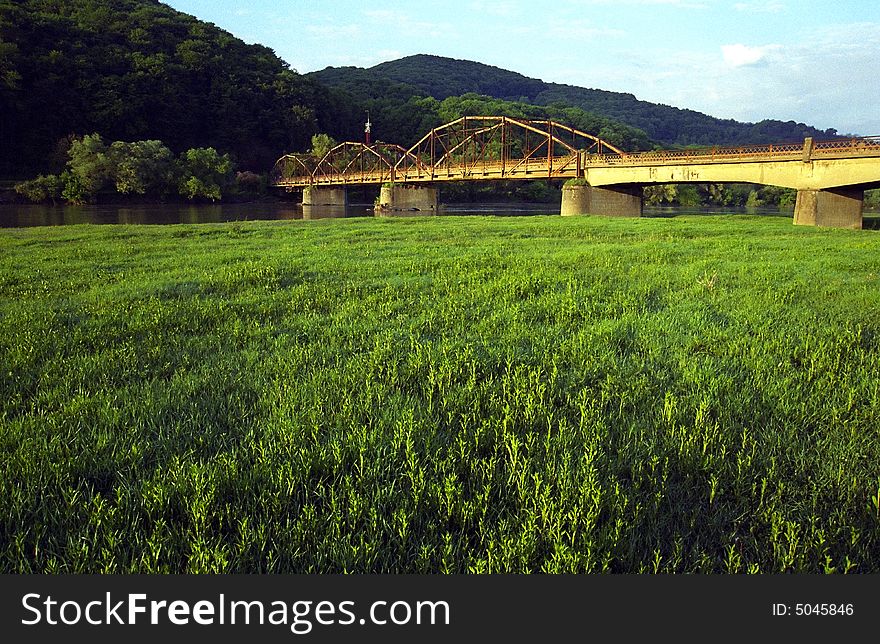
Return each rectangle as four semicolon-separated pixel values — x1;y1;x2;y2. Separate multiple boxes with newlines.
270;117;880;190
270;116;624;188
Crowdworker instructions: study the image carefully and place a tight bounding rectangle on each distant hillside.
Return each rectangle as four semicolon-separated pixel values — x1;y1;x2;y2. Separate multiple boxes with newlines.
372;56;546;102
0;0;341;175
316;54;840;148
307;66;653;153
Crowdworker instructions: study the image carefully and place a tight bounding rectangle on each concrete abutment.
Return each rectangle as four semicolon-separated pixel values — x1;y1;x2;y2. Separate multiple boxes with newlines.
377;185;439;213
794;188;863;229
302;186;348;207
561;184;643;217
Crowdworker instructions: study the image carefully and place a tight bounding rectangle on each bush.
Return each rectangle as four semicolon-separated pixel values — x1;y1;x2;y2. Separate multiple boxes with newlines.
14;134;240;204
178;147;234;201
66;134;112;202
60;171;90;205
110;140;177;196
234;171;265;194
14;175;63;203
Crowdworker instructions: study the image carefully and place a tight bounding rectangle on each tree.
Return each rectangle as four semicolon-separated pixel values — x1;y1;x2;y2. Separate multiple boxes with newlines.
66;134;112;201
178;147;233;201
309;133;337;161
14;174;63;203
644;184;677;205
109;140;177;195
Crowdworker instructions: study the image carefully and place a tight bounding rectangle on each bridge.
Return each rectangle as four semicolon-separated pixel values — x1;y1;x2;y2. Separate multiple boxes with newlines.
270;116;880;229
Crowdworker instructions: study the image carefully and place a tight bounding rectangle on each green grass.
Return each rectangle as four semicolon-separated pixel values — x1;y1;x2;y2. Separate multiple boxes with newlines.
1;214;879;573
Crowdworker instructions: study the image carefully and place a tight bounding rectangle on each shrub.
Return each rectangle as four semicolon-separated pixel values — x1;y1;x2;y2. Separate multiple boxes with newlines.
178;147;233;201
14;174;63;203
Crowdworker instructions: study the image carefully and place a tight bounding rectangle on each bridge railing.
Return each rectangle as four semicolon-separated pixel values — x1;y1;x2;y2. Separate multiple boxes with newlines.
584;136;880;166
273;133;880;187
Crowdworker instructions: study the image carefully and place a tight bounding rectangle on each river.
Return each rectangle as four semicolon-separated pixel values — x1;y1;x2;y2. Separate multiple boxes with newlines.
0;201;796;228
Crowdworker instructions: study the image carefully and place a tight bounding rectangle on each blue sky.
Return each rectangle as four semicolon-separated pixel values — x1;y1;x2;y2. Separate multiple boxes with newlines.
163;1;880;136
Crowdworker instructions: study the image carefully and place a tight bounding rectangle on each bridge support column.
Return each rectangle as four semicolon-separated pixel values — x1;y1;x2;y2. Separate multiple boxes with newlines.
302;186;348;206
561;184;642;217
377;185;438;213
794;188;863;229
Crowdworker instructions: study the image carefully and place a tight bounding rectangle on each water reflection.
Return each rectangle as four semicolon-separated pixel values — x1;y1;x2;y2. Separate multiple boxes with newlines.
301;204;349;220
0;202;373;228
1;202;553;227
0;201;823;229
642;205;792;218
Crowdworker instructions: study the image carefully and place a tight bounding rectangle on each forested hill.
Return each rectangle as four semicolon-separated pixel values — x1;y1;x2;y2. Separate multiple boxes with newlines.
315;54;840;148
0;0;346;176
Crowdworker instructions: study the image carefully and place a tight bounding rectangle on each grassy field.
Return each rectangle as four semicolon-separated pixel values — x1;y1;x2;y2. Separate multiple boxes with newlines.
1;214;878;573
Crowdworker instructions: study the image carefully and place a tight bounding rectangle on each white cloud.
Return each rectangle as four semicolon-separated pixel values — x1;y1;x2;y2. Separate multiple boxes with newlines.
375;49;404;62
362;9;455;38
721;43;781;67
733;2;785;12
306;23;362;39
549;19;626;40
468;1;522;17
571;0;709;6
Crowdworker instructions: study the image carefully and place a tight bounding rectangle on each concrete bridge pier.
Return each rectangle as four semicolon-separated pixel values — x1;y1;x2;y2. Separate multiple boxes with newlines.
302;186;348;206
794;188;863;229
377;184;438;213
561;183;643;217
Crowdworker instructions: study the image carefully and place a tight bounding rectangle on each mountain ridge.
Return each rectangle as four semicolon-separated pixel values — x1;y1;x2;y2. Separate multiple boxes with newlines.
312;54;840;148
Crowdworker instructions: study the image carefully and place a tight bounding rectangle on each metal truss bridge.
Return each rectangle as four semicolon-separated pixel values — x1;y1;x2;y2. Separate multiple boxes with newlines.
270;115;880;190
270;116;624;188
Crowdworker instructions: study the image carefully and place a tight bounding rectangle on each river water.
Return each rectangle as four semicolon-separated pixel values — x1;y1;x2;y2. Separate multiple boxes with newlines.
0;201;795;228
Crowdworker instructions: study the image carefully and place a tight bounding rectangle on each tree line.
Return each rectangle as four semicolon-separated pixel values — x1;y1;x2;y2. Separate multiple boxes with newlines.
14;134;260;204
0;0;339;177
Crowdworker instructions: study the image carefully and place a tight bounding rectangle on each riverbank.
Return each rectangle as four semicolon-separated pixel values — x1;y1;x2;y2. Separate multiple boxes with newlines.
2;215;879;573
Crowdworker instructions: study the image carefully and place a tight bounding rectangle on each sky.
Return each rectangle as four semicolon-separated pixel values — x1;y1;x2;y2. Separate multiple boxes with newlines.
163;1;880;136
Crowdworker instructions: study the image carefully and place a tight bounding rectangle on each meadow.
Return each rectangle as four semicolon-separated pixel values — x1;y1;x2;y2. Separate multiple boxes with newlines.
1;214;878;573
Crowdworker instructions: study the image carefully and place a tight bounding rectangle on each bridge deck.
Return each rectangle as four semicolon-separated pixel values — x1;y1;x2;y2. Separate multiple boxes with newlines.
271;130;880;189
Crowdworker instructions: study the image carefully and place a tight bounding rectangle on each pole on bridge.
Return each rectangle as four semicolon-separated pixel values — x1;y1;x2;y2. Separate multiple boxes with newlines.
365;111;371;146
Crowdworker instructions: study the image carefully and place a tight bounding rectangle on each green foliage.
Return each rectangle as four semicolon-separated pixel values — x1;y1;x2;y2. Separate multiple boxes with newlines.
512;181;559;203
66;134;113;201
676;185;702;207
644;183;794;209
59;170;89;205
704;183;734;206
309;133;337;161
746;186;798;210
371;54;547;101
14;174;63;203
109;140;177;196
1;0;335;176
1;216;879;573
17;134;238;203
746;190;763;209
644;184;678;206
177;147;233;201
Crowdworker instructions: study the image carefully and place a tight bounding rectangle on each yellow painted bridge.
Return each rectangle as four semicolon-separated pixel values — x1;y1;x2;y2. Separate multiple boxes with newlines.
270;116;880;228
